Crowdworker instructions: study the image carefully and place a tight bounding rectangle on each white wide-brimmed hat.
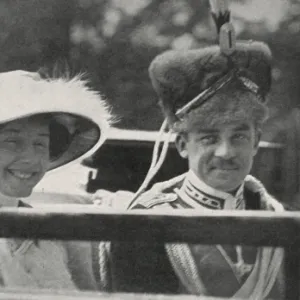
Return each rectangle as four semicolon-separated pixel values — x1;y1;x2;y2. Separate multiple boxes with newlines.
0;70;112;171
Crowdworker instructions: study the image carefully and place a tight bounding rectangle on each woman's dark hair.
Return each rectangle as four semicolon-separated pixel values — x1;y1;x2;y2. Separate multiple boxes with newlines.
49;120;72;161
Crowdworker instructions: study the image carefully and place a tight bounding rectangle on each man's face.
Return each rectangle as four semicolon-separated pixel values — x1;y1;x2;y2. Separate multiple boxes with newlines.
0;117;50;197
176;121;259;192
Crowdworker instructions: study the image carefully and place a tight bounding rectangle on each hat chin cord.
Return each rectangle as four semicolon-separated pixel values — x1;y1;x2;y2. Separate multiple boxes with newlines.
127;120;172;209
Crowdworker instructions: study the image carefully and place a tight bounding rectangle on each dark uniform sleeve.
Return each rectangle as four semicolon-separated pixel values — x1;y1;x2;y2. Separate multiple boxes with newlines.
108;191;180;294
110;241;179;294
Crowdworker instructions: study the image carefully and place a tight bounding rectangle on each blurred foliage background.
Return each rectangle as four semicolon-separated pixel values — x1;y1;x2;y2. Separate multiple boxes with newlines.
1;0;300;131
2;0;300;202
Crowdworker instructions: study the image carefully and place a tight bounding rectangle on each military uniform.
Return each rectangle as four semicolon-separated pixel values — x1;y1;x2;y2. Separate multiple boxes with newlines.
105;172;284;299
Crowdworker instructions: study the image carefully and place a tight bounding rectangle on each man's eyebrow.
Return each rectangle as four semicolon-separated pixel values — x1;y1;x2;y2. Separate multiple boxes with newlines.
234;124;251;131
195;129;219;134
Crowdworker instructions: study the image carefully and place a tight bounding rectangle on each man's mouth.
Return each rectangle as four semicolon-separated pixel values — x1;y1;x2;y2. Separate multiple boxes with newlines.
7;169;38;180
211;166;238;171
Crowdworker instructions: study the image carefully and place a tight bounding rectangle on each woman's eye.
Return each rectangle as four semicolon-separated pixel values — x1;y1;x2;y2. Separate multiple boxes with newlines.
5;139;18;145
34;142;47;149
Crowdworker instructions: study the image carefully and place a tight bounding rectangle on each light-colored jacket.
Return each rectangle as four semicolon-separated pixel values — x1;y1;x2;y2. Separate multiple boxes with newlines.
0;193;99;291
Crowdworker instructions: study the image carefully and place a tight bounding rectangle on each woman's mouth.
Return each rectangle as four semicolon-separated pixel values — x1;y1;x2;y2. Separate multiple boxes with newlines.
7;169;37;180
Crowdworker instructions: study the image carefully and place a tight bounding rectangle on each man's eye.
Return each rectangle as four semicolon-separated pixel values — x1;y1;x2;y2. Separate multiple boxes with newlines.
201;136;217;144
233;134;248;141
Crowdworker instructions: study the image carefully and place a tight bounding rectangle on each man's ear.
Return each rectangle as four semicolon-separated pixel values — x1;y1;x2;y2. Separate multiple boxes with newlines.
175;133;188;159
253;129;262;155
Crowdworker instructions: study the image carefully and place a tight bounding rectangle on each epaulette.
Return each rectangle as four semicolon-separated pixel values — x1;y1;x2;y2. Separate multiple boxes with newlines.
151;173;186;193
133;192;178;209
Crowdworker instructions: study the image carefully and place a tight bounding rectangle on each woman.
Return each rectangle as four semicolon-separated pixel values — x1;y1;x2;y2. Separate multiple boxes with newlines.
0;70;112;290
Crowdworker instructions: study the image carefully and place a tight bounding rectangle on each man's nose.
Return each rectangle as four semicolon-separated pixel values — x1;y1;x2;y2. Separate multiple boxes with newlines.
214;140;236;159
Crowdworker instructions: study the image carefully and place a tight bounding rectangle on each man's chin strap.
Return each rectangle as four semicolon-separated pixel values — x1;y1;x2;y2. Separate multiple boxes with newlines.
175;69;264;121
128;120;172;209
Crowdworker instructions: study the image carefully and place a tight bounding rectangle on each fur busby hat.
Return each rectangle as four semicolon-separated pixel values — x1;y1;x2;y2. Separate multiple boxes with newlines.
149;41;272;131
0;70;112;171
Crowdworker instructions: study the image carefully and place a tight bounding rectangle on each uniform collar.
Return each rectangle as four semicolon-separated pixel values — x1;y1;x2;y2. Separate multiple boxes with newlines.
178;170;245;210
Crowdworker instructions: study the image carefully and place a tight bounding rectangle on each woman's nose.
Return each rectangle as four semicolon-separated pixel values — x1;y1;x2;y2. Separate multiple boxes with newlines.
17;143;38;162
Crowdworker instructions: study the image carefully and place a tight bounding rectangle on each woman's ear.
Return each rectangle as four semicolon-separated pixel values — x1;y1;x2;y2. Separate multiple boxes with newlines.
175;133;188;159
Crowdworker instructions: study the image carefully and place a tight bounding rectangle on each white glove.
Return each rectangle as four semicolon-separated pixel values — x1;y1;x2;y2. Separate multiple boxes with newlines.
92;190;134;209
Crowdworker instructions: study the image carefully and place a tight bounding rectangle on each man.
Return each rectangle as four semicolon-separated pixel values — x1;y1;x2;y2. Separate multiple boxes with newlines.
101;16;285;300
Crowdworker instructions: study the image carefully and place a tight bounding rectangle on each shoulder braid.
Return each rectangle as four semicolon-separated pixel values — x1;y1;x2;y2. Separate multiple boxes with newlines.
133;191;178;209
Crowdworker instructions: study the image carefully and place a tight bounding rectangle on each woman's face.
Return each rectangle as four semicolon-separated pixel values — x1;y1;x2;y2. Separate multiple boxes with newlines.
0;116;50;197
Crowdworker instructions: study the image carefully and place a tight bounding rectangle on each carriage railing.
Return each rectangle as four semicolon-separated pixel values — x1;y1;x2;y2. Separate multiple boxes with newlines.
0;206;299;299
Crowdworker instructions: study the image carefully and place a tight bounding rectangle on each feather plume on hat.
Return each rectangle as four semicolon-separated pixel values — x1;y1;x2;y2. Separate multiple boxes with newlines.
209;0;230;32
209;0;236;55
